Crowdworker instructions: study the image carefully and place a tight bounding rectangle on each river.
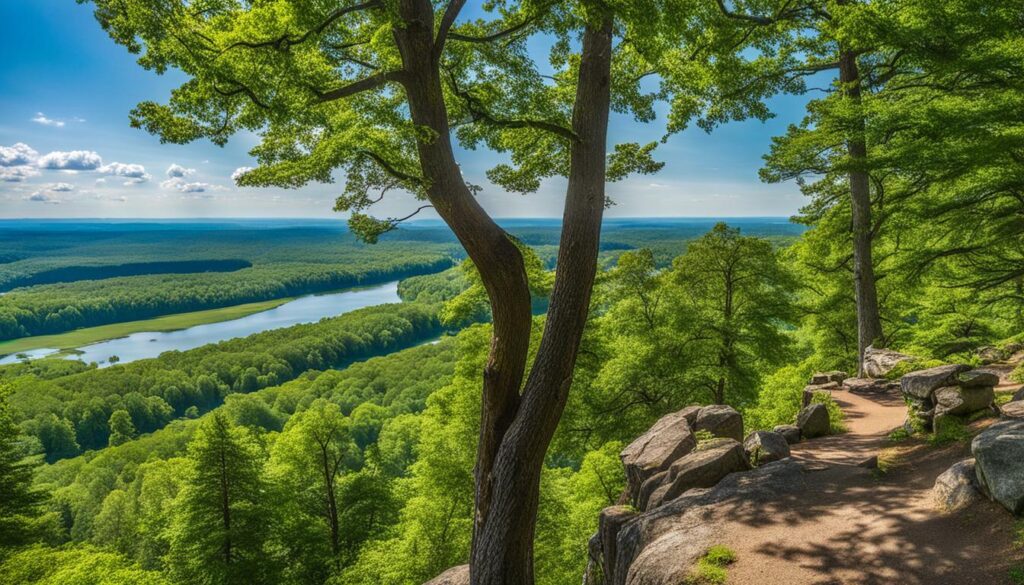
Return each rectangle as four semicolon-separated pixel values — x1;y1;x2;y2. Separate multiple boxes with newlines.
0;281;402;367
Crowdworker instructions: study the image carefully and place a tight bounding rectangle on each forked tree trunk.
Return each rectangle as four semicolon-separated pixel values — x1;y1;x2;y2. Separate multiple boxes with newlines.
392;1;613;581
838;48;884;376
468;18;613;585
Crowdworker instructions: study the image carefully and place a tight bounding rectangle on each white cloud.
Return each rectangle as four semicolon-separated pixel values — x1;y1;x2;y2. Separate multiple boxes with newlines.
166;164;196;178
37;150;103;170
25;192;59;204
0;143;39;166
95;178;107;185
0;166;40;182
231;166;254;183
161;177;229;194
50;182;74;192
99;162;150;183
31;112;65;127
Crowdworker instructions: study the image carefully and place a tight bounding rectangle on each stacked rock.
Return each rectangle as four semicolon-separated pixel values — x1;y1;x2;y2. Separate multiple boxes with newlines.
802;371;847;406
900;365;998;432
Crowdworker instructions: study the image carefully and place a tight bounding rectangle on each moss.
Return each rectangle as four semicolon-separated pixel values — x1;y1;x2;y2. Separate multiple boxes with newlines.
887;427;911;442
929;416;971;445
1010;566;1024;585
686;545;737;585
693;429;716;447
997;392;1015;406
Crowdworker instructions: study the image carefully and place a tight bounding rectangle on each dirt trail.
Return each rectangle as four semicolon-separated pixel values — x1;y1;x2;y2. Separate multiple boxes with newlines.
719;388;1018;585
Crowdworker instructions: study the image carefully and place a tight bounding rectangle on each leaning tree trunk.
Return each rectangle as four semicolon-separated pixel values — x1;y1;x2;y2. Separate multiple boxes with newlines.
391;3;536;564
838;47;883;376
468;18;613;585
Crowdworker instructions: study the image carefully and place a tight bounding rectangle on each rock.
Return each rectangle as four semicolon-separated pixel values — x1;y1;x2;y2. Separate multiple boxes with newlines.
957;369;1000;388
596;506;639;581
858;455;878;469
636;470;669;512
694;405;744;441
900;364;970;400
620;409;697;499
612;460;805;585
646;439;750;509
809;371;848;385
797;403;830;439
423;565;469;585
863;346;913;378
977;346;1007;365
972;419;1024;515
1002;401;1024;419
802;382;839;406
932;459;981;513
933;385;994;417
773;424;801;444
1014;387;1024;402
843;377;900;394
743;431;790;466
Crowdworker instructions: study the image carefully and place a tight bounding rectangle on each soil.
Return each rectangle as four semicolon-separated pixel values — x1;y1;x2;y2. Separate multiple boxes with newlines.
717;387;1022;585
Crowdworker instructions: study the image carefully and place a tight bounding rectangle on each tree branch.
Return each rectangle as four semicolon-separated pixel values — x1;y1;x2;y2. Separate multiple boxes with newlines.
316;71;406;102
434;0;467;62
359;150;423;185
446;71;578;142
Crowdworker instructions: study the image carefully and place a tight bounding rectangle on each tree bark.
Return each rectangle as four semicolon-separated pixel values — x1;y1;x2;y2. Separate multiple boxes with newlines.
468;17;613;585
838;47;883;376
390;1;534;572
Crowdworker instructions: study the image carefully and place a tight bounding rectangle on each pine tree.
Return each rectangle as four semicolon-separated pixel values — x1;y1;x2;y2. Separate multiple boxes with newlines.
168;412;275;585
0;384;44;550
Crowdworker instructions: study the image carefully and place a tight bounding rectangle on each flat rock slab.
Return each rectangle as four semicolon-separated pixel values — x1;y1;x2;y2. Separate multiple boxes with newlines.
1001;400;1024;419
620;408;698;498
843;377;900;394
423;565;469;585
901;364;970;400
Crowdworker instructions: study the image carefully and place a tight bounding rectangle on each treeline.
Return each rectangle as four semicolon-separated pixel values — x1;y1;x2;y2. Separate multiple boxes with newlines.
0;259;252;292
0;255;452;341
5;302;442;460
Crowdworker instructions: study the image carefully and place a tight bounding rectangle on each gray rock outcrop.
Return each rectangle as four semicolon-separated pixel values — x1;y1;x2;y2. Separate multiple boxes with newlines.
620;409;698;499
744;430;790;466
797;403;830;439
900;365;994;433
843;377;900;395
863;346;913;378
694;405;744;441
932;459;981;512
972;419;1024;515
643;439;750;510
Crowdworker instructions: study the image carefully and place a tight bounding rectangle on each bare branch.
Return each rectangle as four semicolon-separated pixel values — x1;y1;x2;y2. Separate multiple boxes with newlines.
359;150;423;185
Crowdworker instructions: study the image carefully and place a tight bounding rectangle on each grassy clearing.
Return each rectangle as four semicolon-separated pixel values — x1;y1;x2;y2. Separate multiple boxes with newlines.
687;545;737;584
0;297;292;355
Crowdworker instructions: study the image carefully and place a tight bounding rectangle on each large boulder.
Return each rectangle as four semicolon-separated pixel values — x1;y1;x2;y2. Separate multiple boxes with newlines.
972;419;1024;515
620;408;698;499
900;364;970;400
797;403;830;439
773;424;801;444
932;459;981;512
957;369;1000;388
612;460;805;585
423;565;469;585
933;385;995;417
977;346;1007;365
645;439;749;510
863;346;913;378
743;431;790;466
694;405;744;441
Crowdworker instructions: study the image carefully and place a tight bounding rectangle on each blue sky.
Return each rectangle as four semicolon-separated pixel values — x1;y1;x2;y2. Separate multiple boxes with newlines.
0;1;817;219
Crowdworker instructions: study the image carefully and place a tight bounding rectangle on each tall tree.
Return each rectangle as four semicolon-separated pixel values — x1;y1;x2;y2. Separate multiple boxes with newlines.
83;1;771;580
0;384;44;551
673;223;796;405
270;399;356;579
168;412;273;585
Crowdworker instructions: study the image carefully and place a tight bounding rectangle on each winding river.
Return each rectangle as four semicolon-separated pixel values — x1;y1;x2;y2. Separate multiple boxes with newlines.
0;281;401;367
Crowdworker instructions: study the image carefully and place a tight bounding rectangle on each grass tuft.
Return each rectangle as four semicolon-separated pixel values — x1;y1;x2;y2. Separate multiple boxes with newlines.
686;545;737;585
